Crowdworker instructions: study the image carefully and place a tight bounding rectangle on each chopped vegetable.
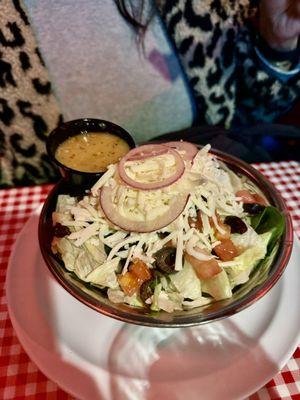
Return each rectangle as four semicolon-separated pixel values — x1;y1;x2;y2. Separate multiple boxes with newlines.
118;272;140;296
251;206;285;252
129;259;152;282
202;270;232;300
169;260;202;299
53;223;71;238
211;213;231;240
236;190;267;205
185;253;222;280
224;216;247;234
188;210;203;231
100;185;189;233
139;279;155;303
153;247;176;273
164;141;198;161
213;239;239;261
236;190;256;203
118;144;185;190
243;203;265;215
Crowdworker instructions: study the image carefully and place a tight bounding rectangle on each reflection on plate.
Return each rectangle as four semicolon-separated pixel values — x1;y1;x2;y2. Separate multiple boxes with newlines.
6;210;300;400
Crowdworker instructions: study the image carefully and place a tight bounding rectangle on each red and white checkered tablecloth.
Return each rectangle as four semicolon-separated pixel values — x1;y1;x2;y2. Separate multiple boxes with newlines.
0;161;299;400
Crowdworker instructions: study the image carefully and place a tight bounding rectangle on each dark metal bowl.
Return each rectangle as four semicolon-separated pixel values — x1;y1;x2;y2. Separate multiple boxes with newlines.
39;148;293;327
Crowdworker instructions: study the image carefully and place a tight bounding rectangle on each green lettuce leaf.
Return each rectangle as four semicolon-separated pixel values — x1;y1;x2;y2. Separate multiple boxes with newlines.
251;206;285;253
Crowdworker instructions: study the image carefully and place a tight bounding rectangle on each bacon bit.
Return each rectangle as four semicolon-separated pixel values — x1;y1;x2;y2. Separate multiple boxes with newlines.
185;253;222;280
129;259;152;282
213;239;238;261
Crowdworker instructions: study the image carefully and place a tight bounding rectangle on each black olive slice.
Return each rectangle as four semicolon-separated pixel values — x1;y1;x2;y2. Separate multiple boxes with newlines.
243;203;265;215
153;247;176;274
53;223;71;238
224;216;247;234
140;280;155;303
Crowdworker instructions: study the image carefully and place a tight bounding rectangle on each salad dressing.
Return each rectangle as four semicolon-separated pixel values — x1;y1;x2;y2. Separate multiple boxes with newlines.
55;132;130;173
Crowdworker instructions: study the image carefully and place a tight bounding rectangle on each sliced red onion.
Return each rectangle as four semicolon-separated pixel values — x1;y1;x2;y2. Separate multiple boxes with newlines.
126;144;169;161
118;145;185;190
164;141;198;161
100;186;189;233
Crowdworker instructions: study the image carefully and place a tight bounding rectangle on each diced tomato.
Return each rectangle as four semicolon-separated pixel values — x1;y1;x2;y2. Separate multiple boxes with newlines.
252;193;268;206
236;190;267;206
196;211;203;230
213;239;238;261
215;223;231;241
188;210;203;231
129;259;152;282
236;190;255;203
185;253;222;280
118;272;140;296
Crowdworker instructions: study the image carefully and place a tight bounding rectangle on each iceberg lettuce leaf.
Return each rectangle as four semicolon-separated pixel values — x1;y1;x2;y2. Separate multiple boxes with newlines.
225;232;272;287
201;270;232;300
169;260;201;300
85;257;120;289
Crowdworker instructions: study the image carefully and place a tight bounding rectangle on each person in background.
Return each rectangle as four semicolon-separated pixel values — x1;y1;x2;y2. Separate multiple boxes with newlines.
116;0;300;127
0;0;299;187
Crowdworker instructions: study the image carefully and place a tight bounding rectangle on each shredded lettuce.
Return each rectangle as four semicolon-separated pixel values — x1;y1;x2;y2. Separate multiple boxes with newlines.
124;293;144;308
85;257;120;289
201;270;232;300
151;283;162;312
225;232;272;287
231;226;260;250
169;260;201;300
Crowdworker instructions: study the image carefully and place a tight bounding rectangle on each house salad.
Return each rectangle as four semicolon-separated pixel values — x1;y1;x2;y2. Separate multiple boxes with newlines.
51;142;284;313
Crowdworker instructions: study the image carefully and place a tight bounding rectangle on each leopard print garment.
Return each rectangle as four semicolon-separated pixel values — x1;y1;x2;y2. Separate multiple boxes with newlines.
158;0;300;127
0;0;61;187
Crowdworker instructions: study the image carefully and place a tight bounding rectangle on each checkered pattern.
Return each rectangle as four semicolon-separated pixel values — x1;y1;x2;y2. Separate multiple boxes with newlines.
0;161;299;400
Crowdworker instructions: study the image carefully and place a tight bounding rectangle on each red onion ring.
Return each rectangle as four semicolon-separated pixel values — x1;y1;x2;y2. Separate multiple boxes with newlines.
127;145;169;161
164;141;198;161
100;186;189;233
118;144;185;190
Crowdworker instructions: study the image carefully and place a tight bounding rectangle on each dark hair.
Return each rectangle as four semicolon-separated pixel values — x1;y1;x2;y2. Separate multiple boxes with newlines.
114;0;156;36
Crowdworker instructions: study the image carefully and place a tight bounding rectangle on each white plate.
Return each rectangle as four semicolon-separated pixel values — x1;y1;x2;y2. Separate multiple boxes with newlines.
6;210;300;400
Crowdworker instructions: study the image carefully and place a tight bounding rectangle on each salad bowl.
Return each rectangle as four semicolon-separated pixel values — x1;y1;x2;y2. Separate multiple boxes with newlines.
39;146;293;327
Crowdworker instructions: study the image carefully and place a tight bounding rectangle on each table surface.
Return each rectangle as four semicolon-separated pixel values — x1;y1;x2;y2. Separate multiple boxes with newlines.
0;160;299;400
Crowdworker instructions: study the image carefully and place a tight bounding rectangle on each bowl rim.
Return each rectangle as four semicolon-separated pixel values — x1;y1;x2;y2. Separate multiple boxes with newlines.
38;146;294;327
46;118;136;177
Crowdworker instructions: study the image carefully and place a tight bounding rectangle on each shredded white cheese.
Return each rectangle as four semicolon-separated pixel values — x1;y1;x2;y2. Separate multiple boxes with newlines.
91;164;116;196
